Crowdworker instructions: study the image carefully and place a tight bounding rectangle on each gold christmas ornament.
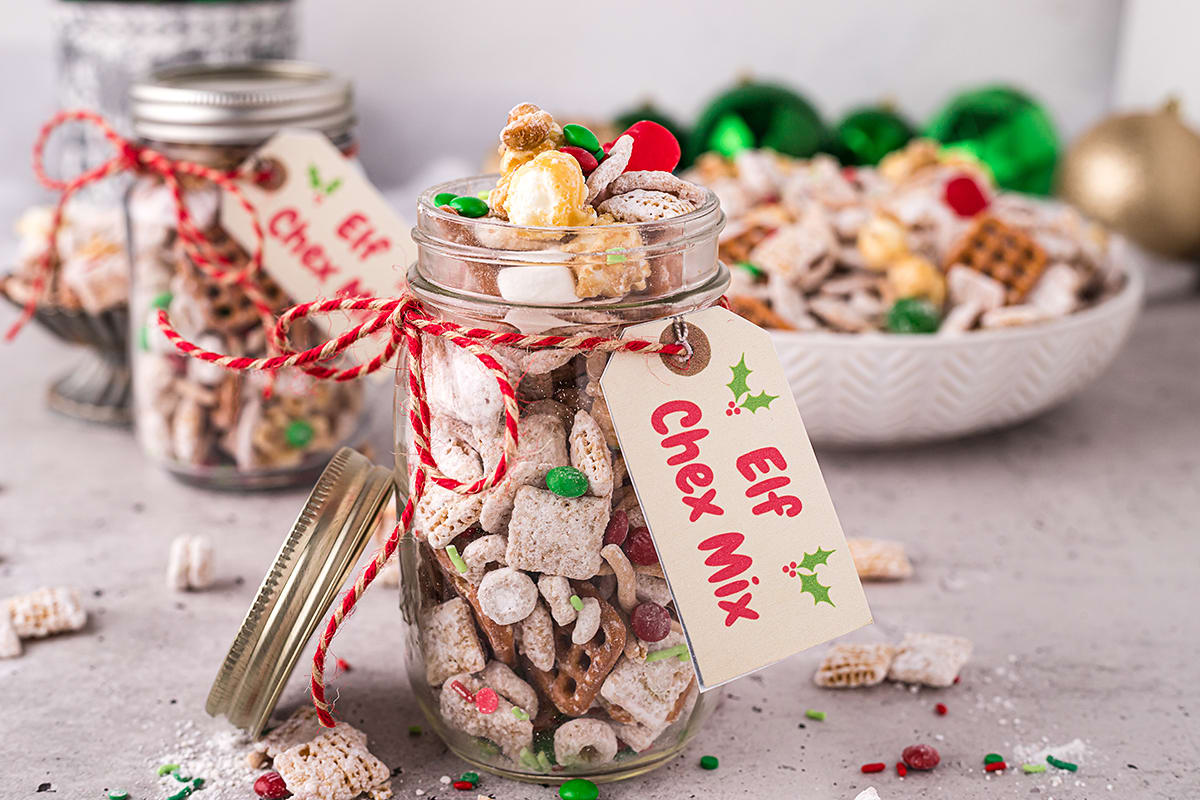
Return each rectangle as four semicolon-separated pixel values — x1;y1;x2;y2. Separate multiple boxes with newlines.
1057;100;1200;257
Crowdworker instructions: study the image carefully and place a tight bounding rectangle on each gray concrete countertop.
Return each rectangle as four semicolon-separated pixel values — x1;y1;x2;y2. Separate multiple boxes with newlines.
1;282;1197;800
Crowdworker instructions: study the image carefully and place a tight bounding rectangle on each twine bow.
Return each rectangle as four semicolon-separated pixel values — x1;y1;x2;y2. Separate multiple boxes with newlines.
8;110;274;345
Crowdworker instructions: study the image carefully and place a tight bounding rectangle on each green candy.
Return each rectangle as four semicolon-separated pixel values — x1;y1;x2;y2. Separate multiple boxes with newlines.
984;753;1005;765
569;594;584;611
563;123;601;154
558;778;600;800
886;297;941;334
433;192;458;207
138;325;151;352
460;771;479;784
736;261;764;280
107;792;129;800
709;112;756;158
546;466;589;498
284;419;315;448
448;195;488;218
150;290;174;310
699;755;719;770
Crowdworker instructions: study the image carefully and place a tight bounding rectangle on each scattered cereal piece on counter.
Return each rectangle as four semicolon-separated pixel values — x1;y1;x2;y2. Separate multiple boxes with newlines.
273;725;392;800
813;643;896;688
0;614;21;659
854;789;882;800
6;586;86;638
846;538;913;580
888;633;973;688
166;535;215;591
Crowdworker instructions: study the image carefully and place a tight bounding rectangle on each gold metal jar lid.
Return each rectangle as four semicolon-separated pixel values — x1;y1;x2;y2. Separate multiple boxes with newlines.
207;447;393;737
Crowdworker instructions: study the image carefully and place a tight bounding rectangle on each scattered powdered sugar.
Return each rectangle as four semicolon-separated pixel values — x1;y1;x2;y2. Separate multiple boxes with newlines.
153;719;261;799
1013;736;1089;766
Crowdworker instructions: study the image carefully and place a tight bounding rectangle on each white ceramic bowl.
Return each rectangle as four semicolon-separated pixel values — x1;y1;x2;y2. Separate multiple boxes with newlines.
772;263;1145;446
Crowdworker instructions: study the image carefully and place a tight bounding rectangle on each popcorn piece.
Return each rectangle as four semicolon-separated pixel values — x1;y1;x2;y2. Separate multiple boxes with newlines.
476;567;538;625
562;219;651;299
887;255;946;306
503;151;596;227
490;103;565;219
7;587;86;638
887;632;973;687
597;189;695;223
439;671;533;760
422;597;487;686
0;614;21;659
878;138;941;184
569;410;613;498
272;724;392;800
857;214;909;271
847;538;913;580
506;486;608;579
481;660;539;719
537;574;577;626
554;718;618;767
813;643;896;688
516;600;555;672
166;535;215;591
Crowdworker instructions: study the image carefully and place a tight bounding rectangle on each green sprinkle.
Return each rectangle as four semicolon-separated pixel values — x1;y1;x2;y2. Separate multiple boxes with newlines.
191;778;205;789
984;753;1005;765
434;192;458;207
284;419;314;448
173;772;192;782
736;261;764;280
150;290;174;310
606;249;627;264
1046;755;1078;772
107;792;129;800
138;324;150;352
511;707;529;721
166;787;193;800
518;747;541;771
460;771;479;784
1022;763;1047;774
699;755;719;770
646;644;689;662
536;750;553;772
569;595;584;611
407;725;422;736
804;709;826;721
156;764;179;776
446;544;468;574
477;191;491;201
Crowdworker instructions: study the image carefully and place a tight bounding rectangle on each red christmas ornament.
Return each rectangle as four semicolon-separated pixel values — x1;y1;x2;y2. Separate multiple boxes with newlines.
559;145;599;175
608;120;682;173
943;173;990;217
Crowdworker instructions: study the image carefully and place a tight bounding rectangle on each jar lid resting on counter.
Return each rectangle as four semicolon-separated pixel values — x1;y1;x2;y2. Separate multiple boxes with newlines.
207;448;393;737
130;60;354;145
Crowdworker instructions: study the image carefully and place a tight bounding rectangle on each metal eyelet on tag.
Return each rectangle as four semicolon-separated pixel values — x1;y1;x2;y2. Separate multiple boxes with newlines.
659;316;711;377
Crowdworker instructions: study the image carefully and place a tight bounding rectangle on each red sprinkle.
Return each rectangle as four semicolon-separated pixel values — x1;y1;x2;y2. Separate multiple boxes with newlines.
559;145;599;175
475;687;499;714
985;761;1007;773
336;658;352;672
604;509;630;546
450;680;473;702
452;780;475;791
253;772;291;799
902;743;941;771
954;675;961;684
944;173;989;217
624;526;659;565
896;762;908;777
861;763;886;774
935;702;948;716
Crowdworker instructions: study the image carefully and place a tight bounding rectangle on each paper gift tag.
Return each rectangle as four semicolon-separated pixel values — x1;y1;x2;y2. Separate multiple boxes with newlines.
222;129;413;302
601;306;872;690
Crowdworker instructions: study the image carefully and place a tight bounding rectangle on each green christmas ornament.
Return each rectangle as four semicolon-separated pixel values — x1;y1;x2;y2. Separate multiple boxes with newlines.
925;85;1059;195
687;81;825;166
830;106;915;166
709;112;756;158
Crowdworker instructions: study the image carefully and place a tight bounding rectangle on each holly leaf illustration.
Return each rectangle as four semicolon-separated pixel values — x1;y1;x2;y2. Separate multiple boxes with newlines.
308;164;321;190
740;389;778;413
727;355;752;400
324;177;343;195
798;547;835;572
798;572;835;607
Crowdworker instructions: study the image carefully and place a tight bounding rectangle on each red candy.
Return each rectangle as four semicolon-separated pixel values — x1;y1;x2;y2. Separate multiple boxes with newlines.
609;120;681;173
253;772;291;799
336;657;352;672
453;780;475;790
630;601;671;642
475;687;499;714
624;526;659;565
860;763;886;774
985;761;1007;773
450;680;473;702
943;173;989;217
902;743;941;771
935;702;948;715
604;509;630;546
896;762;908;777
559;145;599;175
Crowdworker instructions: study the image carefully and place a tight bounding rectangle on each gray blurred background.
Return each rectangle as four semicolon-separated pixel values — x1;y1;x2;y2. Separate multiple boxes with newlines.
0;0;1193;214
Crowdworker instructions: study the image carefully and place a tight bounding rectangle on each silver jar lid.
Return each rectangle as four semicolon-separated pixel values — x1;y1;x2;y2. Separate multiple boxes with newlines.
130;60;354;146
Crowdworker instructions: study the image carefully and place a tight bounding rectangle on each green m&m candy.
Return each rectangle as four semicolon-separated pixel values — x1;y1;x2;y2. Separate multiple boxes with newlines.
558;778;599;800
433;192;457;207
546;465;589;498
886;297;941;334
285;419;315;448
448;195;489;218
563;123;601;154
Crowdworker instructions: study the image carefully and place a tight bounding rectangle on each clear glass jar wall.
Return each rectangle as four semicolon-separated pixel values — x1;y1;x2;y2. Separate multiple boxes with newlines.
394;177;728;782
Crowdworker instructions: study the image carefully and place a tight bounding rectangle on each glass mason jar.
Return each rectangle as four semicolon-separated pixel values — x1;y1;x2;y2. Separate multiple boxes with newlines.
124;62;366;489
393;177;729;782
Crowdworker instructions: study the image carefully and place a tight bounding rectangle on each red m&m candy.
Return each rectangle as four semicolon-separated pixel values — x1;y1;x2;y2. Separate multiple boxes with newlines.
559;146;599;175
943;173;989;217
607;120;681;173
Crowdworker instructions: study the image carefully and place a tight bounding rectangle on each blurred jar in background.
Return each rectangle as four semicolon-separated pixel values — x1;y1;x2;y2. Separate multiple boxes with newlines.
125;61;365;490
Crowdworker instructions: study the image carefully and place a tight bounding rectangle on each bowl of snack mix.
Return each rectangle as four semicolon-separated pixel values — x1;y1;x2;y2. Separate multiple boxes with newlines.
684;140;1143;446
